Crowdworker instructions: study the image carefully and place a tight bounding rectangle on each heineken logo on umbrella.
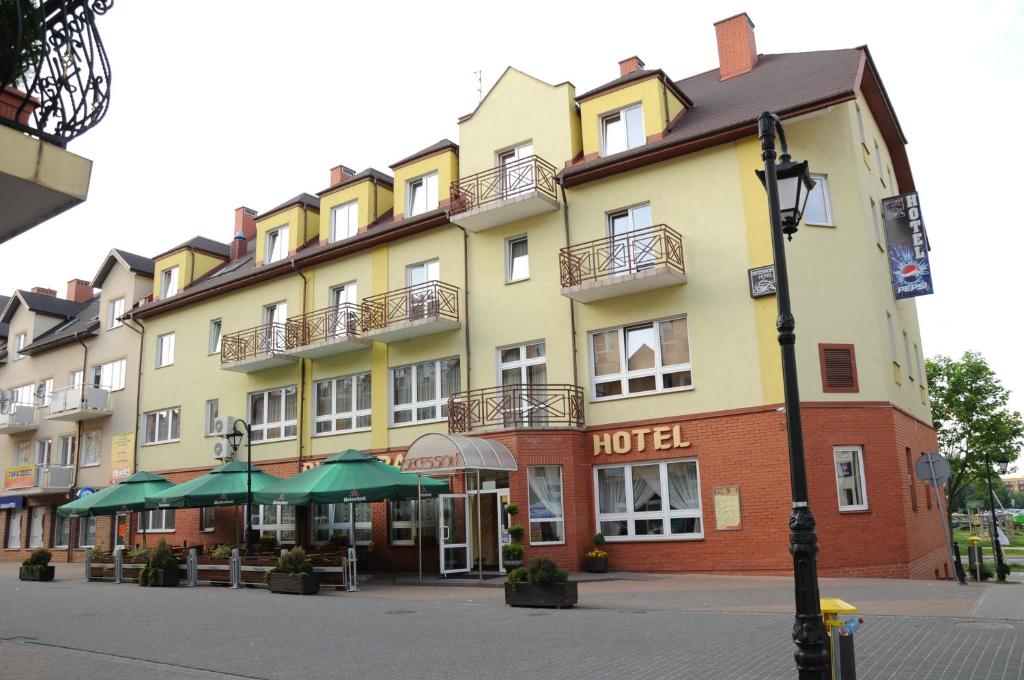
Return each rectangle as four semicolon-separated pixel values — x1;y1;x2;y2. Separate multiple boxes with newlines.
158;498;170;508
343;489;366;503
213;493;233;506
273;493;288;506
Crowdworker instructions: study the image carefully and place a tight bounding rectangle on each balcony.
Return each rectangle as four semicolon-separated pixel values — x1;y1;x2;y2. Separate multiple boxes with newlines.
0;404;39;434
0;0;113;244
220;323;297;373
46;385;111;422
559;225;687;303
360;281;461;343
449;155;559;232
286;304;371;359
447;384;585;434
2;465;73;494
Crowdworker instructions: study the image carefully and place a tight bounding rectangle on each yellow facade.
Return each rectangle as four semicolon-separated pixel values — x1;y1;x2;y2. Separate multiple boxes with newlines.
578;75;685;157
318;179;393;241
392;150;458;219
254;204;319;265
152;248;226;300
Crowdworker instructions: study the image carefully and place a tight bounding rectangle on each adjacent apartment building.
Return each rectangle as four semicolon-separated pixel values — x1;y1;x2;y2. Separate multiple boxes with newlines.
0;251;154;561
5;14;947;578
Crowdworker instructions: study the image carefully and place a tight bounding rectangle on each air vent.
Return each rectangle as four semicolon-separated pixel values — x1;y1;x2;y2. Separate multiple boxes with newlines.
819;344;859;393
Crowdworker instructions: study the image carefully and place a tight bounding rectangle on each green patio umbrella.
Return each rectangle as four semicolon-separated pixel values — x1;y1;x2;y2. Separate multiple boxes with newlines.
145;460;280;509
252;449;448;506
57;471;174;518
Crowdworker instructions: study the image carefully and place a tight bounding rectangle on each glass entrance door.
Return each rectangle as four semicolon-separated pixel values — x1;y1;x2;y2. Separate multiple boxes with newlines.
438;494;470;575
29;507;44;548
114;513;128;550
496;489;511;573
609;203;654;274
6;509;22;549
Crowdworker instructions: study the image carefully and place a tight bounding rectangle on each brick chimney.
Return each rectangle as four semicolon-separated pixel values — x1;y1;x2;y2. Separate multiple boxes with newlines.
31;286;56;297
714;13;758;81
330;164;356;187
66;279;94;303
618;56;645;77
230;206;257;261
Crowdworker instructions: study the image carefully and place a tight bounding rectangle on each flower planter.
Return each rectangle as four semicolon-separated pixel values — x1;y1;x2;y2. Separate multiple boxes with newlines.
268;572;319;595
0;86;38;125
583;556;608;573
144;568;180;587
19;566;55;582
505;581;578;609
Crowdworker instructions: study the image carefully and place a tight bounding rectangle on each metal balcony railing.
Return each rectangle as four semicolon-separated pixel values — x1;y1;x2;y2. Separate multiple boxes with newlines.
559;224;685;288
450;155;558;214
38;464;73;488
48;384;109;414
360;281;459;331
447;384;585;433
221;323;290;364
0;0;113;147
286;303;363;347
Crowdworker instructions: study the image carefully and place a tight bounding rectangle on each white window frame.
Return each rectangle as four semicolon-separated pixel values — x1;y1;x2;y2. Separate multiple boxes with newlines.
264;225;289;263
855;103;866;147
81;429;101;467
53;513;70;548
903;331;914;381
137;508;176;532
160;266;179;298
13;333;26;360
406;172;439;217
200;506;216;532
874;140;883;178
248;386;297;442
108;297;125;329
92;359;126;391
330;200;359;242
389;357;460;427
388;498;437;546
78;515;97;548
252;504;297;544
156;332;175;368
870;198;883;249
311;503;371;545
886;312;899;365
600;103;645;157
804;174;834;226
13;441;31;466
505;234;529;283
915;343;925;385
11;384;33;406
313;373;372;436
69;369;83;389
589;317;692;401
593;458;704;542
527;465;565;545
209;319;222;355
36;378;53;406
204;399;219;436
56;434;77;467
834;445;868;512
143;407;181;445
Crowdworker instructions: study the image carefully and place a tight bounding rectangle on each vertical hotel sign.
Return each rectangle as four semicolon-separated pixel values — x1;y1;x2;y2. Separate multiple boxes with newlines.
881;192;934;299
110;432;134;484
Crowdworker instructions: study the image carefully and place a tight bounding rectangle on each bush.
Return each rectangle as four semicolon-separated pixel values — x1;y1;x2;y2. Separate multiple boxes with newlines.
210;544;231;559
267;547;312;580
593;533;606;546
21;548;51;571
139;540;177;587
508;524;525;541
526;557;568;586
329;532;348;550
502;543;524;561
505;503;519;517
127;546;151;562
506;567;527;585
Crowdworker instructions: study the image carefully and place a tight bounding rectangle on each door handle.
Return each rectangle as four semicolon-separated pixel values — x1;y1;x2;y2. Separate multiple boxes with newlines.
442;525;449;541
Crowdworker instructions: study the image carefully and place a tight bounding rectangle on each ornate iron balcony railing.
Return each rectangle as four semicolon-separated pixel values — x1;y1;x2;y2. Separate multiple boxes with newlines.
360;281;460;331
447;384;585;433
0;0;113;147
286;303;363;347
221;323;291;364
450;155;557;214
559;224;685;288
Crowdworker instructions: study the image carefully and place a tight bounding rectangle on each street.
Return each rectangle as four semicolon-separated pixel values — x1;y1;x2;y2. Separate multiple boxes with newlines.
2;564;1022;680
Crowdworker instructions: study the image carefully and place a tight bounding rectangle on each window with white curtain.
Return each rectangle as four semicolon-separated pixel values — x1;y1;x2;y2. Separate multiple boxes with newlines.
311;503;371;544
528;466;564;544
252;504;296;543
506;235;529;282
81;430;101;467
407;172;439;216
204;399;219;436
91;359;126;391
13;441;31;466
590;317;691;399
330;200;359;242
156;332;175;367
390;358;460;425
56;435;76;466
144;407;181;444
137;508;176;531
594;459;702;541
248;386;297;442
264;226;289;263
601;104;644;156
314;373;371;434
78;516;97;547
834;446;868;511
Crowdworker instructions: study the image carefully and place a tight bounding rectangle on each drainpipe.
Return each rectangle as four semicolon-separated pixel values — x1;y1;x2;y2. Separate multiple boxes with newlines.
72;339;89;492
559;183;580;387
291;260;309;474
372;177;379;223
123;315;146;553
455;225;470;393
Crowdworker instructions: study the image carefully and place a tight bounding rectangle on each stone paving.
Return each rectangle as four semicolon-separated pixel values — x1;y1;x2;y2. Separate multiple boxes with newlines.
2;563;1022;680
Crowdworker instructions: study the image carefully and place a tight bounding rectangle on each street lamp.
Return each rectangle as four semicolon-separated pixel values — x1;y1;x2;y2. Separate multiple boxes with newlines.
983;449;1009;579
996;454;1010;476
755;111;829;680
224;419;254;557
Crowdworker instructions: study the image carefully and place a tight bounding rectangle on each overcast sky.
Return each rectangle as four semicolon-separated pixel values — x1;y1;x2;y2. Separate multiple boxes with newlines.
2;1;1022;461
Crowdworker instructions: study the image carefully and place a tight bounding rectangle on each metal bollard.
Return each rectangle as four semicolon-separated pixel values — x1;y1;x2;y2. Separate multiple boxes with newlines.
230;548;241;589
821;598;859;680
84;550;92;583
114;549;123;584
187;548;198;586
346;546;359;592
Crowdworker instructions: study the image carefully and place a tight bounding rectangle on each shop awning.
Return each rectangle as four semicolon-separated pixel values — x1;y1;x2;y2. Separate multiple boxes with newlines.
253;449;448;506
145;461;280;509
401;433;518;474
57;471;174;518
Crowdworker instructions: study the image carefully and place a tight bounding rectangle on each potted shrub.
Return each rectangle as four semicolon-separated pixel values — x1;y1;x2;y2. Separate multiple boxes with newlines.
126;546;151;564
328;532;349;552
0;0;45;123
256;535;277;555
584;533;608;573
19;548;54;582
210;544;232;560
267;546;319;595
502;542;524;569
505;557;577;609
138;540;180;587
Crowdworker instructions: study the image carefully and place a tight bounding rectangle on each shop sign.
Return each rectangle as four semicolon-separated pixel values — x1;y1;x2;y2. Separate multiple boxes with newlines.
4;465;36;489
881;192;934;299
302;455;404;472
0;496;25;509
748;265;776;298
401;454;460;472
714;485;742;531
593;424;690;456
110;432;135;484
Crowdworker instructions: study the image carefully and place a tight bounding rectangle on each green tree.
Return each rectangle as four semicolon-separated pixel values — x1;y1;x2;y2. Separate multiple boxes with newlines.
926;352;1024;526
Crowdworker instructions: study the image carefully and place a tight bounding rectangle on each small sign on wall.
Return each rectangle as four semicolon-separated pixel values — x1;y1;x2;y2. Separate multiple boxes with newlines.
748;265;776;298
714;485;742;530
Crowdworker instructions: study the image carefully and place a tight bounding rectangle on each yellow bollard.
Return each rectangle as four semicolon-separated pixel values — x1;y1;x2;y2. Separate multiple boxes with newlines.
820;598;858;680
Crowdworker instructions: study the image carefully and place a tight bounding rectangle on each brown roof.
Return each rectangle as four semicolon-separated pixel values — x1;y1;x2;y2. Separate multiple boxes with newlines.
390;139;459;170
154;236;230;261
575;68;693;107
258;193;321;221
316;168;394;198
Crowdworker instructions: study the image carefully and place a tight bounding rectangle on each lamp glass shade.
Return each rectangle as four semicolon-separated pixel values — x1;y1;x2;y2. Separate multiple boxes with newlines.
776;160;813;228
997;459;1010;475
225;428;243;452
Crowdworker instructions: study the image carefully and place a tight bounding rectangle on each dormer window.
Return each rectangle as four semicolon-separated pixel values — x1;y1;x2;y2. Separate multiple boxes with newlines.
159;266;179;298
601;104;644;156
13;333;26;360
330;201;358;242
265;226;289;263
407;172;438;217
108;297;125;329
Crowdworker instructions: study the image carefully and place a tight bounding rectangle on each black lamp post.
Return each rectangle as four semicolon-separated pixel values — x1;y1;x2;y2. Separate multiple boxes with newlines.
224;419;253;556
984;450;1010;579
755;111;829;680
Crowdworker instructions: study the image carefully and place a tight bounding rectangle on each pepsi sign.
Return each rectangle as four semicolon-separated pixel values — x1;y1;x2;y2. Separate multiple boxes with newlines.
881;192;934;299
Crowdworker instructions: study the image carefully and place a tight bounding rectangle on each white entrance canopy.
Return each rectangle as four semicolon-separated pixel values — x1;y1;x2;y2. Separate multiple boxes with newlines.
402;433;518;474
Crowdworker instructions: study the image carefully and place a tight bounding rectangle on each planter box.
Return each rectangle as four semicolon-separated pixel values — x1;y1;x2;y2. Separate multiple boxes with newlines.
268;572;319;595
503;559;523;570
0;86;38;125
505;581;577;609
19;566;55;582
140;568;180;587
583;556;608;573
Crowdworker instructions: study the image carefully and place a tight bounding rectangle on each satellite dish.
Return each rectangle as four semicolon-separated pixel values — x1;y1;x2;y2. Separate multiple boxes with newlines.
0;397;11;415
35;383;48;399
